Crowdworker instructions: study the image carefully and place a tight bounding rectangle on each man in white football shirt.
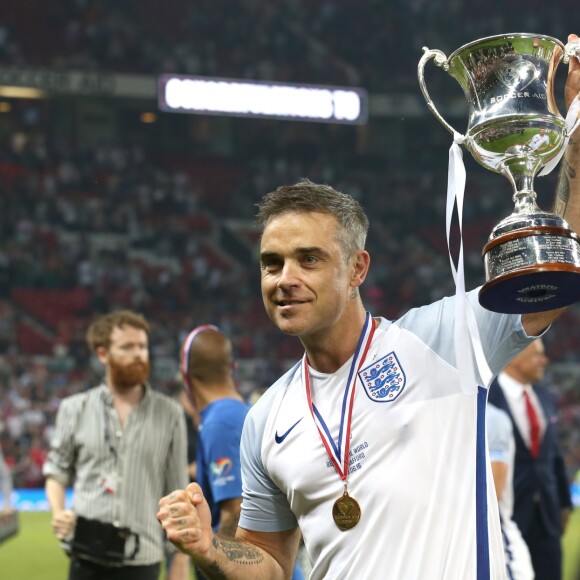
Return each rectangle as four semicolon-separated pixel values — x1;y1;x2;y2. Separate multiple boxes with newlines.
525;128;551;153
158;34;580;580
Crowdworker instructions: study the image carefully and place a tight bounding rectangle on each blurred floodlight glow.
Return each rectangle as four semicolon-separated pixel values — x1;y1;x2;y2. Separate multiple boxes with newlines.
159;75;367;124
333;90;361;121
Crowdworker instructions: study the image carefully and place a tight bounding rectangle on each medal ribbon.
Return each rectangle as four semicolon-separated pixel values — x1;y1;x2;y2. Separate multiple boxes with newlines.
303;312;376;481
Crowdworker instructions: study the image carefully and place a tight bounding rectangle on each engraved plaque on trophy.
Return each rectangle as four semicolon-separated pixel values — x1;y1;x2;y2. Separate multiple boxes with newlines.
418;33;580;313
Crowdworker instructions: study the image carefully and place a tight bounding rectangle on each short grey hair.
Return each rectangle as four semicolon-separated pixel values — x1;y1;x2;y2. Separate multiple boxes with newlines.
255;179;369;259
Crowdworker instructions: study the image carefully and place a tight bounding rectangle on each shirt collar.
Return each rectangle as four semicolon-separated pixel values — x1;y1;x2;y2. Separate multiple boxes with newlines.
498;372;532;398
98;382;151;405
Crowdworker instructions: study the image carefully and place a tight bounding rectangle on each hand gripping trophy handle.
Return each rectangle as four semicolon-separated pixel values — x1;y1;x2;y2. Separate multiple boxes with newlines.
417;33;580;314
565;39;580;64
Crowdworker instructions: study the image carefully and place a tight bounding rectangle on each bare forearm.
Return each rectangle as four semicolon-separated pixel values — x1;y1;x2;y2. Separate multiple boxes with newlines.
46;477;76;539
195;535;285;580
554;135;580;232
45;477;66;514
523;135;580;333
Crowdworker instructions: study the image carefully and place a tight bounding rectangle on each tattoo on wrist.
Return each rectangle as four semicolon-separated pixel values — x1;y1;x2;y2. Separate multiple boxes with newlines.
553;159;574;216
566;160;577;181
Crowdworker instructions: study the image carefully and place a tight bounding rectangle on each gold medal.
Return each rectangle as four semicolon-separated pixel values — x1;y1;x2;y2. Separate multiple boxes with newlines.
332;489;361;531
303;315;375;533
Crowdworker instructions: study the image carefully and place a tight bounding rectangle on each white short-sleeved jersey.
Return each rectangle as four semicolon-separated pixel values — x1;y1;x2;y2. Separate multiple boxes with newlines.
487;404;534;580
239;291;534;580
527;133;550;151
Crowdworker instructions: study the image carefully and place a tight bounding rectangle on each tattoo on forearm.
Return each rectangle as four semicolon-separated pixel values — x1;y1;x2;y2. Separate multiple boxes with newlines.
200;536;265;579
212;534;265;565
553;159;575;217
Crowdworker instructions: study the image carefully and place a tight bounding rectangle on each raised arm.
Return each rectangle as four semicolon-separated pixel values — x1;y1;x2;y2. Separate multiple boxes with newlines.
158;482;301;580
522;33;580;336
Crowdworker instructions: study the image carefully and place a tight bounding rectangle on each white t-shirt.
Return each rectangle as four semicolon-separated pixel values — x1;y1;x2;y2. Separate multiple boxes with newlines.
497;373;547;457
526;132;550;151
239;291;534;580
487;403;535;580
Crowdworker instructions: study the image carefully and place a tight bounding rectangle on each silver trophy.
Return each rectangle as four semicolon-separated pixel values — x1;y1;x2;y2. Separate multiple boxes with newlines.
418;33;580;313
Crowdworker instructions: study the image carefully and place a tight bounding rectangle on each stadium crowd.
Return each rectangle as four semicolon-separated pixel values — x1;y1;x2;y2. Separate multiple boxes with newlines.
0;101;579;490
0;0;577;92
0;0;578;496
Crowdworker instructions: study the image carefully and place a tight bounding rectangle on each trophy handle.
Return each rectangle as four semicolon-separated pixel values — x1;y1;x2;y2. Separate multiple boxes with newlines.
417;47;459;136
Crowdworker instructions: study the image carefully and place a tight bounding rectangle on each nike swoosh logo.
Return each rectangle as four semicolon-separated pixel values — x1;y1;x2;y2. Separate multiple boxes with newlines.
275;418;303;444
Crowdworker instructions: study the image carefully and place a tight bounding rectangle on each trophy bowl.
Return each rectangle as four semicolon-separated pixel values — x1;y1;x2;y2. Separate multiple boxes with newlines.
418;33;580;314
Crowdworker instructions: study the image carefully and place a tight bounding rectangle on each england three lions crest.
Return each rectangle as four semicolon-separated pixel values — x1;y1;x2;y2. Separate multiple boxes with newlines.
359;352;406;403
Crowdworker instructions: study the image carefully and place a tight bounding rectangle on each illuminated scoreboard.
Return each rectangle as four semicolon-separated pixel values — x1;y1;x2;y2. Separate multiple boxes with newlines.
158;74;367;125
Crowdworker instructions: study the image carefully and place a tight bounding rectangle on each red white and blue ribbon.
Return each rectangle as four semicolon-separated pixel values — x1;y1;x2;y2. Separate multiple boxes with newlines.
303;312;376;481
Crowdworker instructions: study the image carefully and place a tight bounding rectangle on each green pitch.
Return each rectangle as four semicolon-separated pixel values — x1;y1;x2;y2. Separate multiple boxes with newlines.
0;511;196;579
564;508;580;580
0;512;68;579
2;510;579;578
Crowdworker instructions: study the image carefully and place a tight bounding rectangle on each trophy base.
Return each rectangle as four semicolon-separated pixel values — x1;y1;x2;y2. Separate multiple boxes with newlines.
481;214;580;313
479;265;580;313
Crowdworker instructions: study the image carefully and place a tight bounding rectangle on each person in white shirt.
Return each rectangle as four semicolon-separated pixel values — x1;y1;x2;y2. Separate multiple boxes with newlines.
157;38;580;579
487;402;535;580
525;128;551;152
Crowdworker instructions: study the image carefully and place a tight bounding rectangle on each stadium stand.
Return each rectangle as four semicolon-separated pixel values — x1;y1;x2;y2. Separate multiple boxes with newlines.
0;1;578;491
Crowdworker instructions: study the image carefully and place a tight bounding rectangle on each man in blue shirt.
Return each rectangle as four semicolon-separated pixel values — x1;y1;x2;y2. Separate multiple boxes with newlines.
180;325;306;578
180;325;250;536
